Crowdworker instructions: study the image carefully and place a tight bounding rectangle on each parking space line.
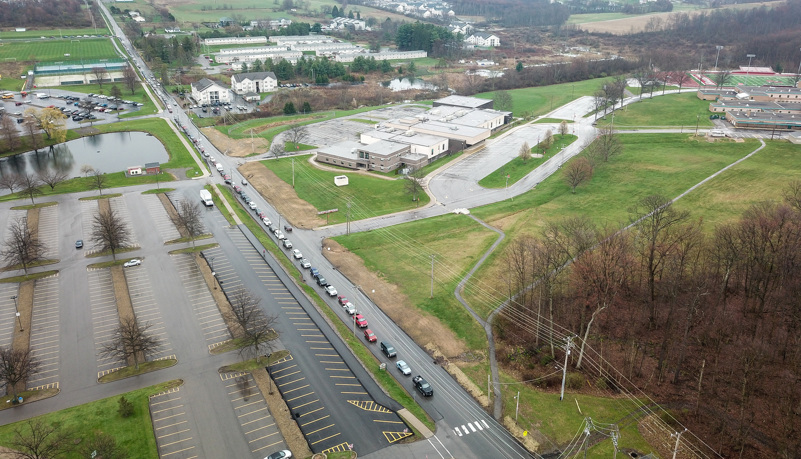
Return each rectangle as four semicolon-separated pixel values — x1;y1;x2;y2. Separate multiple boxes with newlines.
282;384;310;394
292;399;319;410
301;415;330;427
252;440;283;453
299;406;325;418
287;392;315;403
311;433;341;445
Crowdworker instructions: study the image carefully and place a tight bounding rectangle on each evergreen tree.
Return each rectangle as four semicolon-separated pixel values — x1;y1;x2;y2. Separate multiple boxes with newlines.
331;5;339;17
283;102;296;115
302;101;312;113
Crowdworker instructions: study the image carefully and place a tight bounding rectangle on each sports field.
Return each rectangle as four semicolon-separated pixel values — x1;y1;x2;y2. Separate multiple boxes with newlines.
0;38;119;63
702;73;796;87
0;28;109;39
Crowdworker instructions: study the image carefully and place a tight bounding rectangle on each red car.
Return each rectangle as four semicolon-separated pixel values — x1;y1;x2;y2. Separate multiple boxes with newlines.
363;329;376;342
355;314;368;328
337;295;349;306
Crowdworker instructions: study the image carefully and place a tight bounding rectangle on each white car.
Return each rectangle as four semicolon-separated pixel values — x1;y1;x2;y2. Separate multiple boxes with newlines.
123;259;141;267
324;285;338;297
274;230;285;240
344;302;356;315
282;239;293;249
262;217;272;227
248;201;257;210
396;360;412;376
300;258;311;269
292;249;303;259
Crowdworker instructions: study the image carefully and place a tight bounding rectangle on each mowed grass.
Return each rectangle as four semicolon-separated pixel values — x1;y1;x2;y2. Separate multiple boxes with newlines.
702;73;796;87
476;77;615;118
674;140;801;229
0;381;180;458
0;28;109;39
0;38;119;62
479;135;577;188
261;155;428;224
54;82;158;117
334;213;496;351
464;134;758;318
595;92;714;128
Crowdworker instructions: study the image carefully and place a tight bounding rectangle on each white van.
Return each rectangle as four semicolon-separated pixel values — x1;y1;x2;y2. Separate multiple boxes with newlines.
36;93;49;99
216;163;224;172
710;129;725;138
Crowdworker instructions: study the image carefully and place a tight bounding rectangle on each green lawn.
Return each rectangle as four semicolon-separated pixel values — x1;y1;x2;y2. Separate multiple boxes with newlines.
262;155;428;224
0;38;119;62
0;381;180;458
596;92;713;128
0;75;28;92
674;140;801;229
334;213;495;351
479;135;577;188
50;82;158;117
0;28;109;39
0;171;174;202
703;73;796;87
464;134;758;318
476;77;615;118
284;141;316;151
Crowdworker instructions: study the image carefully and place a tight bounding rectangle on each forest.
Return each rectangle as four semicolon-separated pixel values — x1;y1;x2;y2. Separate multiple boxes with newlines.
0;0;94;28
496;184;801;457
451;0;570;27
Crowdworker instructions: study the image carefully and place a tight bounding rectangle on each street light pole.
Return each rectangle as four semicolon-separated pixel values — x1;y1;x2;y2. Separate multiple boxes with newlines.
267;352;273;394
11;295;22;331
796;48;801;86
746;54;755;78
714;46;723;72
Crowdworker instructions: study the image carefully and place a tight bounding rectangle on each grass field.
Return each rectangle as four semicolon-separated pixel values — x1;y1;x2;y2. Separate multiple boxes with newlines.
702;73;795;87
0;28;109;39
0;381;179;458
476;77;614;118
0;38;119;62
261;154;428;224
479;135;577;188
334;213;495;351
595;92;714;128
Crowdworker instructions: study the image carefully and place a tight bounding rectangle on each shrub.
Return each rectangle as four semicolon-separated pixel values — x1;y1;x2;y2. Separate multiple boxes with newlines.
118;396;134;417
566;372;584;390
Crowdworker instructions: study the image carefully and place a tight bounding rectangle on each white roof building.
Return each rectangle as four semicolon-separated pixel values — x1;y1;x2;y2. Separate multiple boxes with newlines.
231;72;278;95
191;78;232;105
465;32;500;47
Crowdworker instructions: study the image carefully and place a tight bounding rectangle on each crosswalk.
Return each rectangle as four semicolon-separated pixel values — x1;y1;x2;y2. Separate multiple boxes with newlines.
453;419;490;437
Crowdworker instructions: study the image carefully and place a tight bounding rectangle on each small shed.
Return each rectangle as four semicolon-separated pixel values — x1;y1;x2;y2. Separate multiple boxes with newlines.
334;175;349;187
145;162;160;174
127;166;142;176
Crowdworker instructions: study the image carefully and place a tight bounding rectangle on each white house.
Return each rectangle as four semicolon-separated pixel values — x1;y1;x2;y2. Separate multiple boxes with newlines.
465;32;500;47
191;78;232;105
231;72;277;95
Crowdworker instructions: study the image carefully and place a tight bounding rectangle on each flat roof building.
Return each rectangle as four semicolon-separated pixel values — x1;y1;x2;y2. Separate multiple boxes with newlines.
433;95;494;110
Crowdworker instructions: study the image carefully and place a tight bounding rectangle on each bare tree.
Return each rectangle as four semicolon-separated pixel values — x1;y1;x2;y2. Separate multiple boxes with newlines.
541;129;554;153
92;66;109;88
101;317;163;370
90;169;106;195
494;90;512;112
0;217;47;274
610;75;627;109
404;167;425;206
672;69;691;91
80;165;95;177
591;125;623;162
593;90;606;120
270;142;285;158
226;289;279;362
518;141;531;162
19;173;42;205
0;173;22;194
633;68;650;99
122;64;139;95
0;114;21;152
79;432;127;459
91;207;132;260
0;347;41;400
110;84;122;101
22;114;41;152
783;180;801;213
713;69;733;89
171;200;204;247
38;169;68;191
284;124;308;148
563;157;593;193
10;419;72;459
559;120;569;137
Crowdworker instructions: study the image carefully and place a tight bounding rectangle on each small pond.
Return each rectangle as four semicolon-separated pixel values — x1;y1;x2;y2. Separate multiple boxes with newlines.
382;77;439;91
0;131;169;179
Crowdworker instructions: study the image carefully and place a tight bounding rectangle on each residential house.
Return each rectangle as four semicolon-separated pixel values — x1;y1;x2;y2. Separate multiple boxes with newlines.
231;72;277;96
191;78;232;105
465;32;500;47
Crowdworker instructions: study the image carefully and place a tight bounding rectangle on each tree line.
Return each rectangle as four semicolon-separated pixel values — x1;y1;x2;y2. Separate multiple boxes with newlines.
395;22;460;55
451;0;570;27
0;0;94;28
496;181;801;457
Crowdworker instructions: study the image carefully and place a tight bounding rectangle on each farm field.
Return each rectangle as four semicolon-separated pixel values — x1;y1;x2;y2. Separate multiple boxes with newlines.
0;28;108;39
0;38;119;62
476;77;615;118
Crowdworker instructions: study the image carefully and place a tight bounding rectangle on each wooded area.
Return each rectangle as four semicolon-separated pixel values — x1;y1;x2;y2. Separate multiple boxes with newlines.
0;0;93;28
497;183;801;457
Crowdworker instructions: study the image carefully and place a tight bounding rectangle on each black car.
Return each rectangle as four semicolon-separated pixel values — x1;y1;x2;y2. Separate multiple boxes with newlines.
412;375;433;397
316;276;328;287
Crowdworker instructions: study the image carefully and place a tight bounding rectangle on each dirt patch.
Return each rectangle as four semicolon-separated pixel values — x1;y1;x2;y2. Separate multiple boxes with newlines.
110;266;137;364
25;208;39;240
9;281;34;395
430;347;490;409
249;367;313;457
238;161;324;229
201;126;269;158
322;239;467;358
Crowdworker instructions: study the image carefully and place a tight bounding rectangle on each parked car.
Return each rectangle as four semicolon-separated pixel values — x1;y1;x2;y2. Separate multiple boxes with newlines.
344;302;356;315
316;276;328;287
274;230;285;240
123;259;142;267
325;285;338;296
363;329;377;343
413;375;433;396
282;239;293;249
265;450;292;459
354;314;367;327
75;239;83;249
249;201;257;210
233;185;242;194
300;258;311;269
396;360;411;376
310;268;319;278
262;218;272;227
292;249;303;259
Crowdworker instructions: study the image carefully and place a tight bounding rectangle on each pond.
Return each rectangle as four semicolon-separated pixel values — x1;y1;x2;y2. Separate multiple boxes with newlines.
0;131;169;179
382;77;439;91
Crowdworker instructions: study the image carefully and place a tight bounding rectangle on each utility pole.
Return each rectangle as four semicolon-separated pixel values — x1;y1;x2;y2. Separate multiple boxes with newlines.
250;128;254;153
514;391;520;423
430;254;435;298
714;45;723;72
346;199;351;235
671;429;687;459
582;419;592;459
611;430;619;459
560;336;574;401
292;158;295;188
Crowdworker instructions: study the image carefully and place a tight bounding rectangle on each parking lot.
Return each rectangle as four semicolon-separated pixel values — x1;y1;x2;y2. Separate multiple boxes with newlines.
220;371;288;457
27;276;60;390
88;269;123;376
37;205;60;259
141;193;181;243
149;386;200;459
0;284;20;349
125;264;174;361
171;253;230;350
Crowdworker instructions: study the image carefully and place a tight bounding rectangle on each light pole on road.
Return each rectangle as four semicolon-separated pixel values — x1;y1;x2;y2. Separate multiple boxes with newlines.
746;54;755;78
11;295;22;331
714;46;723;72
